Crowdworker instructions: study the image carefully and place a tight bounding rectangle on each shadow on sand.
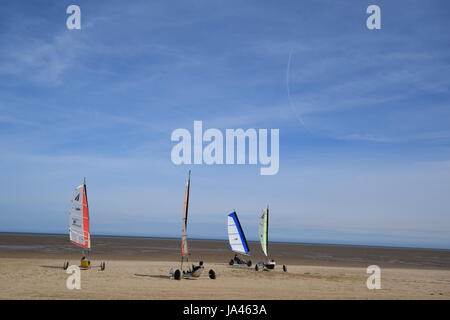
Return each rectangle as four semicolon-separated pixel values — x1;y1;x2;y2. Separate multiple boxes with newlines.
135;273;169;279
134;273;197;280
40;265;101;270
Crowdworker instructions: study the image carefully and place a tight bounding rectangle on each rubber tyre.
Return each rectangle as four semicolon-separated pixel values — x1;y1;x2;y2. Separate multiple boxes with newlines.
247;260;252;267
209;269;216;279
229;259;234;266
255;264;259;271
63;261;68;270
174;269;181;280
101;262;106;271
283;265;287;272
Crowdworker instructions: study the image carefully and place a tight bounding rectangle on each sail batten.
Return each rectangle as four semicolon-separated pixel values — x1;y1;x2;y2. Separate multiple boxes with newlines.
227;211;250;255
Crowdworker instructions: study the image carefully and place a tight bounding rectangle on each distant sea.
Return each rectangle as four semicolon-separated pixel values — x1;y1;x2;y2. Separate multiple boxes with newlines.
1;232;449;269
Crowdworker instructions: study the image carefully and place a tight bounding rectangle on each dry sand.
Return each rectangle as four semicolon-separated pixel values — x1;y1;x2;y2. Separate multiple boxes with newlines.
0;258;449;299
0;234;449;299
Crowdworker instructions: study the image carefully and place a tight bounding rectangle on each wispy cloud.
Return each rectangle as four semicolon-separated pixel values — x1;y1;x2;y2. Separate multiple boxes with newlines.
0;32;88;84
336;133;399;143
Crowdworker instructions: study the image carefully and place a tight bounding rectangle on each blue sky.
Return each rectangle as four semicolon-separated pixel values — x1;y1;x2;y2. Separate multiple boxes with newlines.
1;0;450;249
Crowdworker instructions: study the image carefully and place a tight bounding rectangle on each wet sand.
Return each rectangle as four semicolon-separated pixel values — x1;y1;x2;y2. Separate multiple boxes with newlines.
0;233;449;299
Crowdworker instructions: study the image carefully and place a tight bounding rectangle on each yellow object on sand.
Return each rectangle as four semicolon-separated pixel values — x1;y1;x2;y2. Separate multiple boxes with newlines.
81;258;91;268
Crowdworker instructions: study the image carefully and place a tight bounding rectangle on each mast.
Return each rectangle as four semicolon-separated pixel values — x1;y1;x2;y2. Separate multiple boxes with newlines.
83;178;90;257
181;170;191;270
266;205;269;257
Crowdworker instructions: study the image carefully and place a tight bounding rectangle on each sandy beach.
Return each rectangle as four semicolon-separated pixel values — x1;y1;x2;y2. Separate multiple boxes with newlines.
0;233;449;299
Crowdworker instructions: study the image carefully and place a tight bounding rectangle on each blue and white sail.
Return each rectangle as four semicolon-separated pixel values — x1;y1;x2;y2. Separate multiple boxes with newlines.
227;211;250;255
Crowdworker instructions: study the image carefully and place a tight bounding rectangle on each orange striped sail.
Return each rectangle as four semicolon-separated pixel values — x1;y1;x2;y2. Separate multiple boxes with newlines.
69;182;91;249
181;170;191;257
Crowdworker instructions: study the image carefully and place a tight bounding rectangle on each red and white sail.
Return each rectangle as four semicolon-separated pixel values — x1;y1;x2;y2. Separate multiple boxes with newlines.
181;170;191;257
69;183;91;249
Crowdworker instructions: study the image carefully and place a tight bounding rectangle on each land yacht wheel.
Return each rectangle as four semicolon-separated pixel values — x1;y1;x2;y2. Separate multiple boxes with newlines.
229;259;234;266
173;269;181;280
209;269;216;279
283;265;287;272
